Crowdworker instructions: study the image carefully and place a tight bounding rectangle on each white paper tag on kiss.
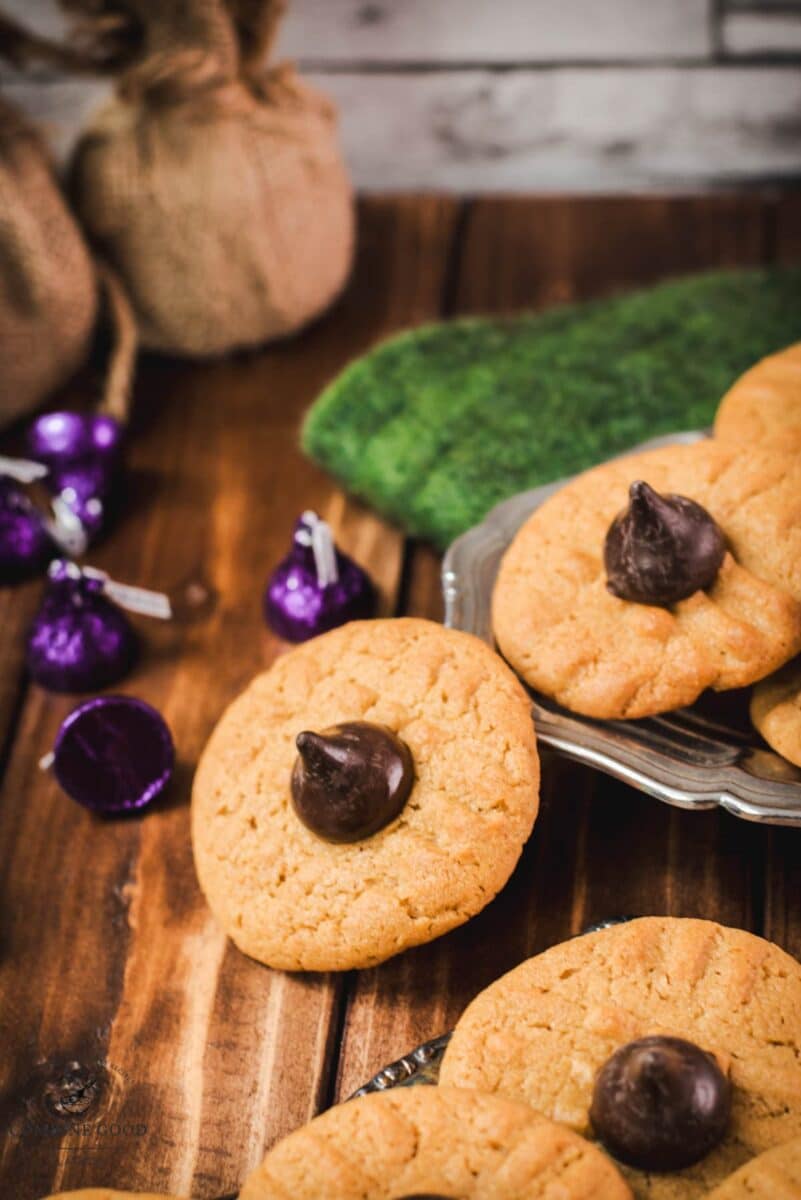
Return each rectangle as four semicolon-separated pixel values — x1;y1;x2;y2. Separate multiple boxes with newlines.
82;568;173;619
0;454;49;484
47;497;90;557
297;510;339;588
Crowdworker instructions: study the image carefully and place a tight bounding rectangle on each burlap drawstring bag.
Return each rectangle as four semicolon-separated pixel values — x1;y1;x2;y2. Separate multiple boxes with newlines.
0;94;99;429
68;0;355;357
0;11;138;430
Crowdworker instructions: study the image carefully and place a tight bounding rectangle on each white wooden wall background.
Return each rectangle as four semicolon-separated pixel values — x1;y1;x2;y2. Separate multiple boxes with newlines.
2;0;801;191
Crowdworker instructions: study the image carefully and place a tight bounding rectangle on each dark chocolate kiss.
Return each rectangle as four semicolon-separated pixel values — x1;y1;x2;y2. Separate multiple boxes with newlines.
604;480;726;607
590;1036;731;1172
291;721;413;843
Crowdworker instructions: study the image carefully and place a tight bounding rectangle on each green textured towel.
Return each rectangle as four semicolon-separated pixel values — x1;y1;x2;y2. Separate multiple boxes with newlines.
303;268;801;549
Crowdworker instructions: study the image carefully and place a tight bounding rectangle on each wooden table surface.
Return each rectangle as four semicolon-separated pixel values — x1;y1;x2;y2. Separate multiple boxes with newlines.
1;193;800;1200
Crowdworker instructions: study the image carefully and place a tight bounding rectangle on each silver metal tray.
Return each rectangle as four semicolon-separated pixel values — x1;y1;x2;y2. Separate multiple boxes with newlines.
442;432;801;826
350;1033;452;1099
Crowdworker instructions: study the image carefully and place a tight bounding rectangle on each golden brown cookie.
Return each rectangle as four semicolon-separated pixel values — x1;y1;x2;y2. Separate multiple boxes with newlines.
440;917;801;1200
714;343;801;447
705;1137;801;1198
192;618;540;971
751;655;801;767
492;440;801;718
43;1193;180;1199
239;1085;633;1199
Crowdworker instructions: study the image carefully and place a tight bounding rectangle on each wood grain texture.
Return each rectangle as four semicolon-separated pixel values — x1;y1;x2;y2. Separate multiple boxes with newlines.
315;66;801;192
722;9;801;53
451;194;768;314
277;0;712;63
0;196;458;1200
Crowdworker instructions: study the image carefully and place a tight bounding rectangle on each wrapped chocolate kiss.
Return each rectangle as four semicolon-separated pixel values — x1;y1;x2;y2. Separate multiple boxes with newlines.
27;559;172;692
47;455;119;550
44;695;174;814
0;473;55;584
28;410;124;469
27;409;126;552
264;511;376;642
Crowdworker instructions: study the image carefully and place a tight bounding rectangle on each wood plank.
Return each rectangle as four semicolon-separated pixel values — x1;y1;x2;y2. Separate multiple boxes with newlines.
0;0;714;68
0;196;459;1200
334;192;775;1103
452;193;768;313
7;62;801;191
773;189;801;261
725;0;801;9
308;66;801;193
0;582;39;760
278;0;711;64
722;9;801;54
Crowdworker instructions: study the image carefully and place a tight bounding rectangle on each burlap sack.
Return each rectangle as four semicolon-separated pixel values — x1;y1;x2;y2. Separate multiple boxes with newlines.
0;96;98;429
69;0;355;356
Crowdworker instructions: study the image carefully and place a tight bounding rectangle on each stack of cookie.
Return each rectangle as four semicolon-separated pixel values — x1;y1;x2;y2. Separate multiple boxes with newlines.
493;342;801;766
440;915;801;1198
236;916;800;1198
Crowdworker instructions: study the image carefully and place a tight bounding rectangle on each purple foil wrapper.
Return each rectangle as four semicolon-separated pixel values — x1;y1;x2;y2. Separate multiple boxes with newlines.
28;411;124;547
264;512;376;642
0;476;55;584
48;457;117;542
27;561;138;692
27;411;124;466
53;695;174;814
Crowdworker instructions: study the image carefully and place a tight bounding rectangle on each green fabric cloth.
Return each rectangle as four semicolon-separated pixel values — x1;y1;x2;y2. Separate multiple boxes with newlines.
302;268;801;550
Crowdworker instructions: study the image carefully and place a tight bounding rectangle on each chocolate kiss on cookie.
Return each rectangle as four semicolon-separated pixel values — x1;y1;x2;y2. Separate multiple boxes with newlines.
590;1036;731;1171
291;721;413;842
604;481;726;607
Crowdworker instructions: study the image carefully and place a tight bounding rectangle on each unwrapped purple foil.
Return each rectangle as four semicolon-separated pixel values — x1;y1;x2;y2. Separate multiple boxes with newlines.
0;476;55;584
53;695;174;814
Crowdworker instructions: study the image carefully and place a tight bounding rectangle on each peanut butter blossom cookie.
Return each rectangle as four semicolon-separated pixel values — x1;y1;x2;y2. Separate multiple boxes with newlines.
714;342;801;448
492;440;801;718
751;656;801;768
440;917;801;1199
705;1136;801;1198
238;1086;633;1199
192;618;540;971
